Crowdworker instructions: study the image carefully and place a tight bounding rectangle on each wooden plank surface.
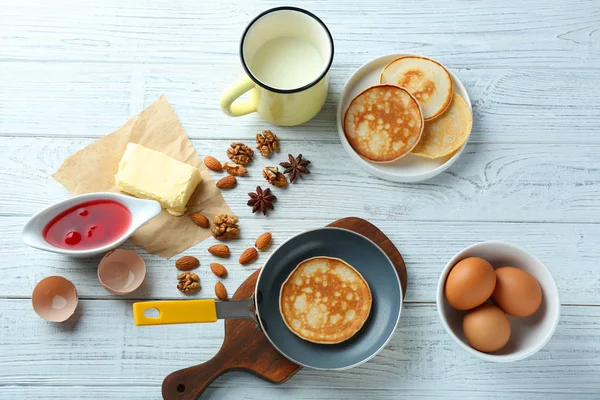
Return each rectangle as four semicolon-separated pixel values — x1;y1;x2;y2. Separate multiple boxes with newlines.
1;0;599;68
3;387;597;400
0;63;599;143
1;0;599;398
1;216;599;305
1;137;599;223
0;300;599;394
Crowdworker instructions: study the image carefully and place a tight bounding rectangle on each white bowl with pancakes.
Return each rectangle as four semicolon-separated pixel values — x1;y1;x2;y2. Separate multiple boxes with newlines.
337;54;473;182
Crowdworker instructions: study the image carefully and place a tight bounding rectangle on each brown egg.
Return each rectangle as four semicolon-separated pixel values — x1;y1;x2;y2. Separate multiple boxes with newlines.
491;266;542;317
445;257;496;310
463;303;511;353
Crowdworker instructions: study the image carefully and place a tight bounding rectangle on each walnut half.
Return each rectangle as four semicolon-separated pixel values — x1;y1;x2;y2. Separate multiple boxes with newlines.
262;166;288;187
211;214;240;241
256;130;280;158
222;162;247;176
227;142;254;165
177;272;200;294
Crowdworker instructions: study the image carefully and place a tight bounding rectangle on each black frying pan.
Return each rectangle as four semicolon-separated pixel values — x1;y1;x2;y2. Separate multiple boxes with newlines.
133;227;403;369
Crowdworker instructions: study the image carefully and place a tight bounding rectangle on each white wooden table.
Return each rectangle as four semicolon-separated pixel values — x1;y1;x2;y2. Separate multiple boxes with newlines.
1;1;599;399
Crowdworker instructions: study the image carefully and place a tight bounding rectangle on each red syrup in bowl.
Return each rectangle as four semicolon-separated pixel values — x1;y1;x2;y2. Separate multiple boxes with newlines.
43;200;132;250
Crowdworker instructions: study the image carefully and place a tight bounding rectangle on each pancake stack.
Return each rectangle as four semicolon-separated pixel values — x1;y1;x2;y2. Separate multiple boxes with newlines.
411;93;472;159
280;257;372;344
343;55;473;162
344;85;423;162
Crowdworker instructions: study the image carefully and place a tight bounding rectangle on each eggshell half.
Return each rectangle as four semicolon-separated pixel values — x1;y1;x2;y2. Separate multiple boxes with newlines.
32;276;78;322
98;249;146;295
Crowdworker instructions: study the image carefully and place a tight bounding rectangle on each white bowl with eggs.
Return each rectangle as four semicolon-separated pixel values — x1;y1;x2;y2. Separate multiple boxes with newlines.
436;241;560;362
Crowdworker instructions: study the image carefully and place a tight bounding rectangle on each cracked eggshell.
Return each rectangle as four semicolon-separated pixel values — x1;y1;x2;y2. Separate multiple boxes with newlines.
32;276;78;322
98;249;146;295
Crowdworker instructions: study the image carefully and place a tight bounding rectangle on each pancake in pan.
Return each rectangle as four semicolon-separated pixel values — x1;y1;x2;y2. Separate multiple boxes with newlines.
380;55;453;121
343;84;423;163
411;94;472;159
280;256;372;344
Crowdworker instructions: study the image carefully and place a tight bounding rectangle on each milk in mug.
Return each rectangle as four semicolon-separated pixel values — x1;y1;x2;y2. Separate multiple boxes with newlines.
250;36;324;90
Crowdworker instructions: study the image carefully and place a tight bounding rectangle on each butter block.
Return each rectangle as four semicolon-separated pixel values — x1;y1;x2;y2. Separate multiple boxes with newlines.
115;143;202;216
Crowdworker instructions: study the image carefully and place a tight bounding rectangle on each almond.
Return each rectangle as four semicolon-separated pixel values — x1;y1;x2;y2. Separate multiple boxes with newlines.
208;244;230;258
215;281;228;301
175;255;199;271
210;263;228;278
204;156;222;172
239;247;258;265
255;232;272;250
190;213;209;228
216;175;237;189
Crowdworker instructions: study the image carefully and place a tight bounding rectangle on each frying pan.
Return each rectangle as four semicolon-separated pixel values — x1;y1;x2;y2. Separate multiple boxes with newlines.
133;227;403;369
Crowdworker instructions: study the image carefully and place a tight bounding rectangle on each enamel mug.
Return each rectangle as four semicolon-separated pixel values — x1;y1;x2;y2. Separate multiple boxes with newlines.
220;7;334;126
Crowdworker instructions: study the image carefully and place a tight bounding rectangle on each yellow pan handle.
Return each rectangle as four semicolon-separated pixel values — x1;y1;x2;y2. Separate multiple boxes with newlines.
132;299;217;326
220;75;257;117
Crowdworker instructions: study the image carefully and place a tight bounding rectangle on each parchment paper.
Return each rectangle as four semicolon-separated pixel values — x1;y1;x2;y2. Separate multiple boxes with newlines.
52;95;234;258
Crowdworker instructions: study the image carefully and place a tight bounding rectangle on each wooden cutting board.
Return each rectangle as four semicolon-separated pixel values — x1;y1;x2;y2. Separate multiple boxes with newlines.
162;217;408;400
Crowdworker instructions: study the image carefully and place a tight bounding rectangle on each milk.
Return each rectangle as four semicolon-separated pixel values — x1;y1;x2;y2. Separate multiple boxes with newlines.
250;36;324;90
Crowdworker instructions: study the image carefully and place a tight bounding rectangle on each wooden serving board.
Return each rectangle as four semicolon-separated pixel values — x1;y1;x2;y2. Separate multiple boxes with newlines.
162;217;408;400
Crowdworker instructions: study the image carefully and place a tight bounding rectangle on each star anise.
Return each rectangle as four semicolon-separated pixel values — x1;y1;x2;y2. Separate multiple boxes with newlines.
247;186;277;216
280;154;311;183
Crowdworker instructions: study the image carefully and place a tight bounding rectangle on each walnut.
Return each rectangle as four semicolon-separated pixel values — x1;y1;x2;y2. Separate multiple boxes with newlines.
227;142;254;165
222;162;247;176
256;130;280;158
177;272;200;294
211;214;240;241
262;166;288;187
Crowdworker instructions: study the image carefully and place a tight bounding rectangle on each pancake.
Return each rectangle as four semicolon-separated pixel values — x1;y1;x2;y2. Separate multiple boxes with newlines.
411;94;472;159
380;55;453;121
279;256;372;344
343;84;423;163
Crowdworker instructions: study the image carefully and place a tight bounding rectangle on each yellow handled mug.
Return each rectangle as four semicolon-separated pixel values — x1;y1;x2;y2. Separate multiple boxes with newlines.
220;6;334;127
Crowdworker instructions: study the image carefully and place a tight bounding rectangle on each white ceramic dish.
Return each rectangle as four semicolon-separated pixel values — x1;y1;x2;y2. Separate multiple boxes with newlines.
22;192;161;257
336;54;472;182
436;241;560;362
